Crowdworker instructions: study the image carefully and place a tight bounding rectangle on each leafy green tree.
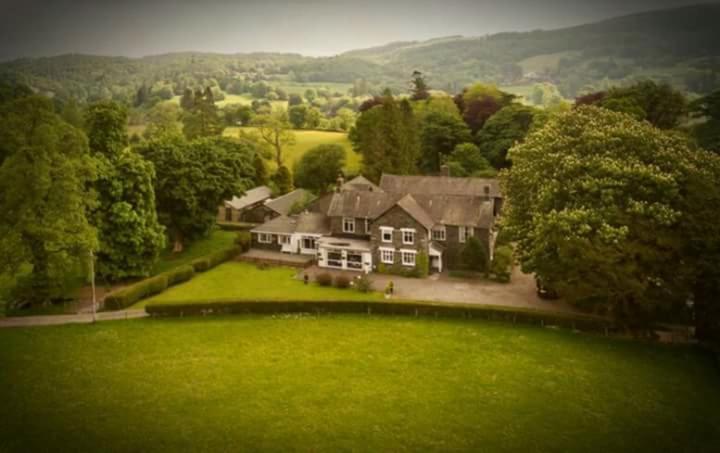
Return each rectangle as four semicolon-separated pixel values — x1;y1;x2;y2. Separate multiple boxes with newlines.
288;104;308;129
350;92;420;181
445;143;494;177
0;96;97;305
293;144;346;194
60;98;85;129
85;101;166;280
690;90;720;154
476;104;546;168
601;81;687;129
455;83;514;134
250;108;296;167
304;89;316;103
180;88;194;110
182;87;223;140
144;102;181;139
272;165;293;195
461;237;488;272
288;93;303;106
411;71;430;101
138;135;256;252
503;106;720;324
418;111;472;173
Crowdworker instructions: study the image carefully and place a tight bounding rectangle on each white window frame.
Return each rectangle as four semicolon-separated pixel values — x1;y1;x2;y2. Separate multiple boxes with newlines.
302;236;317;250
432;225;446;241
364;218;370;234
401;228;416;245
278;235;291;245
258;233;272;244
401;249;417;267
343;217;355;233
459;226;474;243
380;226;394;243
379;247;395;264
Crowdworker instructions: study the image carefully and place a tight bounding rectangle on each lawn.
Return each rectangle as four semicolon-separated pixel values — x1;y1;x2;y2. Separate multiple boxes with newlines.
224;126;360;173
151;229;238;275
0;316;718;452
139;261;383;307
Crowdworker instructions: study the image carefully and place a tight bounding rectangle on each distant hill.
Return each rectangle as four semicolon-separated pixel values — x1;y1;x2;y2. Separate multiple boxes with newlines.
2;4;719;102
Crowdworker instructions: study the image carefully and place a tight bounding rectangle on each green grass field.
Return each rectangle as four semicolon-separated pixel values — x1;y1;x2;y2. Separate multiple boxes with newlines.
139;262;383;307
224;126;360;173
0;316;718;452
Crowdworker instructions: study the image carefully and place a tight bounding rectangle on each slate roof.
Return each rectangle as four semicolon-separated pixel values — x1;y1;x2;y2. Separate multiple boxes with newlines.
342;175;383;193
412;194;495;229
326;191;402;219
395;194;435;230
379;174;501;199
225;186;272;210
265;189;313;216
250;212;330;235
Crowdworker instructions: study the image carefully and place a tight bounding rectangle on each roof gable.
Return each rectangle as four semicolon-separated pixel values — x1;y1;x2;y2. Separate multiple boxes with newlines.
225;186;272;210
264;189;313;216
379;174;501;198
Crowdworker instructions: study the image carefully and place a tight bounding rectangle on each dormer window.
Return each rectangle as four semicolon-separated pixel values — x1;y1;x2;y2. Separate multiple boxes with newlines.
343;217;355;233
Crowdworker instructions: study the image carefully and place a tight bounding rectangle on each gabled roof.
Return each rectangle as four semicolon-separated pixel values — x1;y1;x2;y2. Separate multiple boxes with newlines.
326;191;402;219
394;194;435;230
250;215;296;234
265;189;313;216
342;175;383;193
250;212;330;236
225;186;272;210
412;194;495;229
379;174;501;199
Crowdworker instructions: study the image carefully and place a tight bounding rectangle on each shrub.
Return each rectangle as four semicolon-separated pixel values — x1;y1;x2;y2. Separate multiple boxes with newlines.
415;251;429;278
490;245;514;283
355;274;373;293
316;273;333;287
162;265;195;286
104;275;169;310
235;231;252;252
377;263;387;274
191;258;211;272
461;237;489;272
207;246;241;269
334;275;350;289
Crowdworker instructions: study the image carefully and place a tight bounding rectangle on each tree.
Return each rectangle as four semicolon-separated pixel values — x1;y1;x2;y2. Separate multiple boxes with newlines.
410;71;430;101
60;98;85;129
461;237;488;272
601;81;687;129
503;106;720;325
272;165;293;195
0;96;97;306
288;104;308;129
85;101;166;280
690;89;720;154
304;89;316;103
144;102;181;139
251;108;296;167
418;111;472;173
288;93;303;106
350;92;420;181
182;87;223;140
180;88;194;110
293;144;346;194
455;84;514;134
445;143;494;177
138;135;256;252
476;104;546;169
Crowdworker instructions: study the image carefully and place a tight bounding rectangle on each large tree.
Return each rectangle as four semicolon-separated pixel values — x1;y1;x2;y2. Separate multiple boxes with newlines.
139;135;255;252
182;87;223;140
85;101;166;280
476;104;546;169
455;83;514;134
503;106;720;326
0;96;97;306
293;144;346;194
250;108;296;167
350;92;419;181
418;110;472;173
690;89;720;154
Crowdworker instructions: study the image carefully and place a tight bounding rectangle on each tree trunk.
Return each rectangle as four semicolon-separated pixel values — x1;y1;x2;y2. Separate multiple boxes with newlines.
275;143;283;168
173;230;184;254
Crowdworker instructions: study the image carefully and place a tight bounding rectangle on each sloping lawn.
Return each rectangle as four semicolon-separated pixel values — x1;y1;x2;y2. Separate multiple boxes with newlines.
224;127;360;173
139;262;382;307
152;229;237;275
0;316;718;452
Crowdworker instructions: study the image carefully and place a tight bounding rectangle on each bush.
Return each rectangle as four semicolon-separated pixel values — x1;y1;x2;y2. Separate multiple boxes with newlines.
104;275;169;310
162;265;195;286
235;232;252;252
415;251;429;278
334;275;350;289
490;245;513;283
461;237;489;273
191;258;211;272
316;273;333;287
355;274;373;293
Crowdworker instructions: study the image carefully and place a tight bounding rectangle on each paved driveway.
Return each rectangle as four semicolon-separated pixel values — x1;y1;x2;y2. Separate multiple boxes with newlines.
301;266;578;314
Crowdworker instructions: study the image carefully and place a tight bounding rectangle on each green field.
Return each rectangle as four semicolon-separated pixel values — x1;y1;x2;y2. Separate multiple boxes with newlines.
224;126;360;173
0;316;718;452
140;262;383;307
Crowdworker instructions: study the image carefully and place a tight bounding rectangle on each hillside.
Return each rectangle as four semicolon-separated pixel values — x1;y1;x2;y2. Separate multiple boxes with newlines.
1;4;719;101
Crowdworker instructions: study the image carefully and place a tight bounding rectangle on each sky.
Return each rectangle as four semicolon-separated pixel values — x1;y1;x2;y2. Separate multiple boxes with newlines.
0;0;716;61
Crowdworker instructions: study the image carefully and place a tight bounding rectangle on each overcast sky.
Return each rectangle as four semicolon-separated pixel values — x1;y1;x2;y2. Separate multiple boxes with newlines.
0;0;716;61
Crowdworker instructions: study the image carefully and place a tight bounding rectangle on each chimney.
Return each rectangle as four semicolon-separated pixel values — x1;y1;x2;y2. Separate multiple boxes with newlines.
336;173;345;193
440;164;450;177
483;185;491;199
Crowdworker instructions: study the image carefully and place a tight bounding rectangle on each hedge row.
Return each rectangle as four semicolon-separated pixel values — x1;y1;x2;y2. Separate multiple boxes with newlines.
104;246;242;310
145;300;615;334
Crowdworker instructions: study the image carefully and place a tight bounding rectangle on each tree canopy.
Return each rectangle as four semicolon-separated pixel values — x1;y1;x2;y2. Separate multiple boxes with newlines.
293;144;346;194
476;104;546;169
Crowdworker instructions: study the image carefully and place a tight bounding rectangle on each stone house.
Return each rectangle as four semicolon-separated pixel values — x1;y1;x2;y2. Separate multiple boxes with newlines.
218;187;312;224
250;174;502;274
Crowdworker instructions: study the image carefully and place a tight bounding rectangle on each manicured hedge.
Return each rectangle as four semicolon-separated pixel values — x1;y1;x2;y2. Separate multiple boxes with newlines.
145;300;614;334
104;246;241;310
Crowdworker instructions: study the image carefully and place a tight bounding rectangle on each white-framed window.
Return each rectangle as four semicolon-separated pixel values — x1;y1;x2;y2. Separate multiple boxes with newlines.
380;248;395;264
432;225;446;241
401;228;416;245
278;235;290;245
401;249;417;266
302;236;316;250
459;226;474;243
380;226;394;243
343;217;355;233
258;233;272;244
364;218;370;234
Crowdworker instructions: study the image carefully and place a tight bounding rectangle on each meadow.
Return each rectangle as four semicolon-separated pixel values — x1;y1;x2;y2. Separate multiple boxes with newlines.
0;316;718;452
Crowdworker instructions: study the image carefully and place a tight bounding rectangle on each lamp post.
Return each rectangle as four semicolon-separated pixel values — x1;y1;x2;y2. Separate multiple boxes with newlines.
89;250;97;323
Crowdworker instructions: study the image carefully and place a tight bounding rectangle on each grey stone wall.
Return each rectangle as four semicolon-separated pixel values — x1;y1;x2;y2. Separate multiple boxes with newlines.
370;206;428;269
